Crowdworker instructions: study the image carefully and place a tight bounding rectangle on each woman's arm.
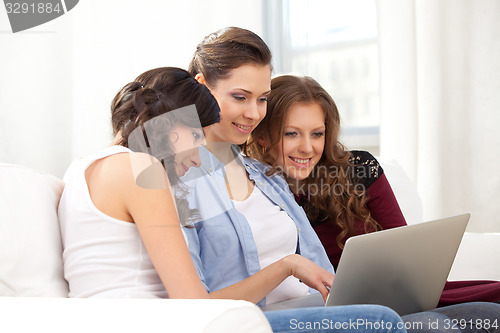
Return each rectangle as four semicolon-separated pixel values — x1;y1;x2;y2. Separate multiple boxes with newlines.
365;172;407;229
118;153;209;299
209;254;334;303
184;219;334;303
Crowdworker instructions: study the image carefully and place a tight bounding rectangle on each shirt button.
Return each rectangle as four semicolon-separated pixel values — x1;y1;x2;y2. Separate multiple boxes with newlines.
298;227;301;233
280;203;285;208
208;168;213;172
258;182;263;186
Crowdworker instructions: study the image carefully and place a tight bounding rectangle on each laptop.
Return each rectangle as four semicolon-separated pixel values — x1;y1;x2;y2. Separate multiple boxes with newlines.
260;213;470;315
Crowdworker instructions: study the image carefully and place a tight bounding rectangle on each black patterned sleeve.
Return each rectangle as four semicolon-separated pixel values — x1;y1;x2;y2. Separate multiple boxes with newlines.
348;150;384;189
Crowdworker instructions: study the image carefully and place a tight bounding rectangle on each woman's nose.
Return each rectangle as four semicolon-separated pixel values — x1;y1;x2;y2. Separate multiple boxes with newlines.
243;102;261;121
190;148;202;167
298;138;313;154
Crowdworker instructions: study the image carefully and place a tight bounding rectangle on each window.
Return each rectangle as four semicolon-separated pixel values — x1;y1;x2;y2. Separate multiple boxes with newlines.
263;0;380;154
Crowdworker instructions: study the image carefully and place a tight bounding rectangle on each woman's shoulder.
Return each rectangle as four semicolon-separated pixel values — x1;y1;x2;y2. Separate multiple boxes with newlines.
104;151;169;190
348;150;384;189
242;156;272;173
348;150;379;165
81;147;167;190
63;146;129;182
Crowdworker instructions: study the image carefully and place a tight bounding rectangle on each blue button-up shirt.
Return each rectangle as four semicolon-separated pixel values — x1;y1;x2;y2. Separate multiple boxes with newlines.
181;145;334;305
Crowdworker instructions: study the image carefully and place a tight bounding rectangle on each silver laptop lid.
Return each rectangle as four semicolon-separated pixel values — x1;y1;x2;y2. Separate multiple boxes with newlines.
326;213;470;315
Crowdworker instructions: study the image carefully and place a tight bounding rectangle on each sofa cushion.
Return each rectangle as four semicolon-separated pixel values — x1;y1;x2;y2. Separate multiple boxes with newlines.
377;157;423;225
0;164;68;296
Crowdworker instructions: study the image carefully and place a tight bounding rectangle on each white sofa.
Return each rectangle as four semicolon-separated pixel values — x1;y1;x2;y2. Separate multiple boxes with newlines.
0;163;272;333
1;160;498;333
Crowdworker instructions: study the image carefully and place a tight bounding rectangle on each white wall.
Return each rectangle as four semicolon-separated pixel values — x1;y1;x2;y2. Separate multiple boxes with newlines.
0;0;264;177
0;8;73;177
2;0;499;233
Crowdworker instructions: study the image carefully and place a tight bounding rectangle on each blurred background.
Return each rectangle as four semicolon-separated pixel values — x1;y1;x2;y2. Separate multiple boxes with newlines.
1;0;499;232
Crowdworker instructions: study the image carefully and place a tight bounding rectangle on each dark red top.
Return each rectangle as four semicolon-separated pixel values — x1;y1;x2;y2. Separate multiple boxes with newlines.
311;172;405;269
294;150;500;307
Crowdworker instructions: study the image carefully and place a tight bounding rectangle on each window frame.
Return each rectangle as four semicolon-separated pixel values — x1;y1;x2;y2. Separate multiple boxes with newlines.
262;0;380;155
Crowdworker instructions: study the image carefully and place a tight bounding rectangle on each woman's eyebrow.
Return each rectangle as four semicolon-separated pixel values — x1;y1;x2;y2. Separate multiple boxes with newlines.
285;125;326;131
233;88;252;94
233;88;271;95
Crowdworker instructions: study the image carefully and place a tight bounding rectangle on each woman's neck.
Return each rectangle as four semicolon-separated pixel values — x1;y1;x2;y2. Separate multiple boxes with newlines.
205;141;238;165
111;132;123;146
286;177;307;195
205;140;255;201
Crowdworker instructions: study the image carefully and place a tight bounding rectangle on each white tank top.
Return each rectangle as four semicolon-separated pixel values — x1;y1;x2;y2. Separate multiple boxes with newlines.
233;185;310;304
58;146;167;298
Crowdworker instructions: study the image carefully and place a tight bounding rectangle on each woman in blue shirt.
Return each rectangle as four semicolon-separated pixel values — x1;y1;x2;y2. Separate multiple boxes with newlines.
182;27;500;333
181;26;410;333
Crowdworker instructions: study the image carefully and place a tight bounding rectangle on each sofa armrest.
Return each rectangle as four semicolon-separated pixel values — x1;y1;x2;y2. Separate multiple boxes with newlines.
0;297;272;333
0;163;68;296
448;232;500;282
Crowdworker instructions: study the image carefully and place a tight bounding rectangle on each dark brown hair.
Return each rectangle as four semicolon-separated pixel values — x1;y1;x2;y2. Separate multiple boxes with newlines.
110;67;220;224
188;27;272;87
246;75;381;248
111;67;220;146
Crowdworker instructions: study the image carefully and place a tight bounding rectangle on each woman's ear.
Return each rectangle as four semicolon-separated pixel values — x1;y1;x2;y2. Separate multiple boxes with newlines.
195;74;206;85
169;132;179;144
257;135;270;148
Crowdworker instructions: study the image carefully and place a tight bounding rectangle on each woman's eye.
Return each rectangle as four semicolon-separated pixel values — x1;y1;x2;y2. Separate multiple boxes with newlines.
233;95;246;101
192;131;202;140
258;96;268;103
284;131;297;137
312;131;325;138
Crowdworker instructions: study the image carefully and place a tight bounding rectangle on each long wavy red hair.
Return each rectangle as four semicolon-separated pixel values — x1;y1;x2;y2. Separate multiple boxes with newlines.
245;75;381;248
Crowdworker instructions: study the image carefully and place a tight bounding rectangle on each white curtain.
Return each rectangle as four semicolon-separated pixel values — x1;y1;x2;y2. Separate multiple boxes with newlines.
377;0;500;232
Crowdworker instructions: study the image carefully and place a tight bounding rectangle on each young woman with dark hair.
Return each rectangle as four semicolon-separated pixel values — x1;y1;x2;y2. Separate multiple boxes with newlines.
58;67;220;299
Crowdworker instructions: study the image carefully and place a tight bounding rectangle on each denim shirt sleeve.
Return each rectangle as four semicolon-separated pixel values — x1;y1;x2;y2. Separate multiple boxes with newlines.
182;225;209;292
180;147;263;303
